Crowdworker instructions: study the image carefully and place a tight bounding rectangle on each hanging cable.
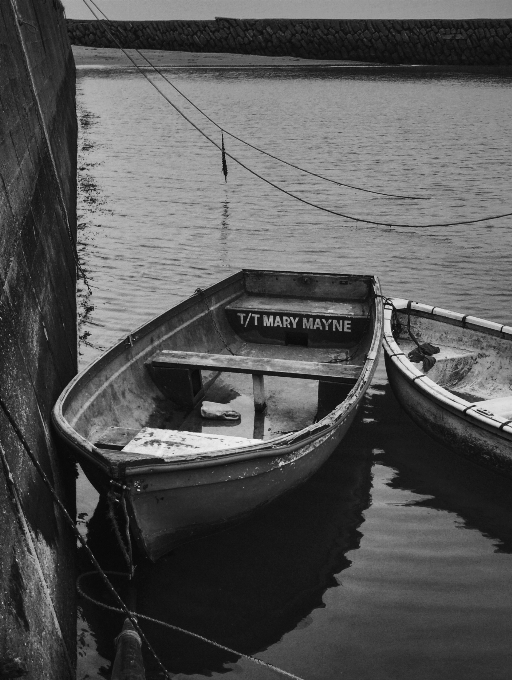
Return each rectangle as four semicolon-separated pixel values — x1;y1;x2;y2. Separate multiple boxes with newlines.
77;571;308;680
80;0;512;229
0;387;310;680
82;0;428;201
0;392;171;679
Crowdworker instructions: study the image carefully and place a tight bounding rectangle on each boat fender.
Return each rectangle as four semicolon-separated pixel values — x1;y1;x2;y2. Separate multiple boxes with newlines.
201;401;241;420
111;618;145;680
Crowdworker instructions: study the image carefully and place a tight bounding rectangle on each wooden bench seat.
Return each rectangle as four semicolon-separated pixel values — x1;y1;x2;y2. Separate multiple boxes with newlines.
149;350;360;412
151;350;360;383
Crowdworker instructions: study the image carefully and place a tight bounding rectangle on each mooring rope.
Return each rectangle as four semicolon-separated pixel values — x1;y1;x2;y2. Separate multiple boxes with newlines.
82;0;426;201
106;487;134;578
0;393;170;678
77;571;307;680
0;391;306;679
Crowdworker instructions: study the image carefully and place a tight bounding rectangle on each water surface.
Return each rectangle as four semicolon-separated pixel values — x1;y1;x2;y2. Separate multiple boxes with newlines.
76;64;512;680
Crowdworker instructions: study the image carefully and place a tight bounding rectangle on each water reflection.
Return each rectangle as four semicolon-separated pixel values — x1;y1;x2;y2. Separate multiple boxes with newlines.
77;370;512;680
76;64;512;679
220;196;230;266
77;64;512;86
376;382;512;555
81;414;374;676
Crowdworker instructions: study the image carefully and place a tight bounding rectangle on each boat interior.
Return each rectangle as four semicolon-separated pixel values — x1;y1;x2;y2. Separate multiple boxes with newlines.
80;272;379;460
394;309;512;417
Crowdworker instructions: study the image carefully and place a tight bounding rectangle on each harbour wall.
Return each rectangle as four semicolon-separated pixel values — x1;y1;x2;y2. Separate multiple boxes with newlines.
67;17;512;65
0;1;77;678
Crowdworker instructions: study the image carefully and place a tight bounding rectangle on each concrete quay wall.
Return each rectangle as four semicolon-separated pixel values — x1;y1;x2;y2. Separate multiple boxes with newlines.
0;0;77;678
67;17;512;65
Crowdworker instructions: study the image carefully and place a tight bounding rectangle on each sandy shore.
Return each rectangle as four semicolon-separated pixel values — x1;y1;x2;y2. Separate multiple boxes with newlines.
72;45;376;67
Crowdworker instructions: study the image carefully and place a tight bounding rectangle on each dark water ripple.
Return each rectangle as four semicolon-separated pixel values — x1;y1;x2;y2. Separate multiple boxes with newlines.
76;66;512;680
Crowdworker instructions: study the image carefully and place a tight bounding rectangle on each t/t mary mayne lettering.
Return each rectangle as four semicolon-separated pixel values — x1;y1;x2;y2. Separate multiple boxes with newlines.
236;312;352;332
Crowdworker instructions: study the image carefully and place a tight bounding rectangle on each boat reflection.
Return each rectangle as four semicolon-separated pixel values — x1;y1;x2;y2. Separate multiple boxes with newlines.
80;395;376;676
378;381;512;554
78;378;512;678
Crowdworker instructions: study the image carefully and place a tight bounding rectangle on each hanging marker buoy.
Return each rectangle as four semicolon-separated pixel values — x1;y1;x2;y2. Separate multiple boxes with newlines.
221;133;228;183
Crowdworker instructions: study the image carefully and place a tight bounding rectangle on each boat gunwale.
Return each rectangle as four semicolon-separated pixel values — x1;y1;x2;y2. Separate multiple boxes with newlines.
52;270;383;478
383;298;512;436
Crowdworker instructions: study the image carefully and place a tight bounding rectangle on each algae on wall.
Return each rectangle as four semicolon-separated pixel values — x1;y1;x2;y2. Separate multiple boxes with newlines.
0;0;77;677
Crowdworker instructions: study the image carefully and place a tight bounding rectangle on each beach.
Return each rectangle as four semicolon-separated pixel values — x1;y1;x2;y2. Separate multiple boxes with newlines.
72;44;374;67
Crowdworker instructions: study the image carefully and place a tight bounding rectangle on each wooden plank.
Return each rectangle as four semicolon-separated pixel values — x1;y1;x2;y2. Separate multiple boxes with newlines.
151;350;360;384
94;427;140;450
227;295;369;317
252;374;266;412
122;427;261;458
244;270;371;301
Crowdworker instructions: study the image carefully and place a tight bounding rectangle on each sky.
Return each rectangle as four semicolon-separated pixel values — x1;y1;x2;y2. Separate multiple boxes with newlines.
63;0;512;21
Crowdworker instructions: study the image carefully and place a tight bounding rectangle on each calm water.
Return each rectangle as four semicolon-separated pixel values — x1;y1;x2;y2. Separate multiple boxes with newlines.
76;64;512;680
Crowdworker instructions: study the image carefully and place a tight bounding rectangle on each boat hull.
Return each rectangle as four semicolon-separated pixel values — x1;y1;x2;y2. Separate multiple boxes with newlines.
383;300;512;478
127;395;362;560
54;270;383;560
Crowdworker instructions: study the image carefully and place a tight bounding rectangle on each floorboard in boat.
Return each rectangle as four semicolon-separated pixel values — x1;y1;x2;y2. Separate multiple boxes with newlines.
178;372;320;440
146;343;356;441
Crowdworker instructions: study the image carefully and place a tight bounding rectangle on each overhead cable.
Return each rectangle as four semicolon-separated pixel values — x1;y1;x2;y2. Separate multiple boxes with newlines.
82;0;428;201
81;0;512;229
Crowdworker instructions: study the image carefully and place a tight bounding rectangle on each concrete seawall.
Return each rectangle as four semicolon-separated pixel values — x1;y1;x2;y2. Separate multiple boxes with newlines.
1;1;77;677
67;17;512;66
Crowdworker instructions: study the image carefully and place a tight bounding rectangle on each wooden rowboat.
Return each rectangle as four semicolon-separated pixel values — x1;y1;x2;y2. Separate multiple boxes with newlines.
383;298;512;478
53;270;383;561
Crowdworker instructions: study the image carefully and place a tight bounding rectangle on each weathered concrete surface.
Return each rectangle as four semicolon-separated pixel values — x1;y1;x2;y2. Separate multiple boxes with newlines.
0;0;77;677
67;17;512;66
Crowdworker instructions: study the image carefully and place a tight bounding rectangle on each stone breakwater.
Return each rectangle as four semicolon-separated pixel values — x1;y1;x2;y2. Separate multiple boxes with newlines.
68;17;512;65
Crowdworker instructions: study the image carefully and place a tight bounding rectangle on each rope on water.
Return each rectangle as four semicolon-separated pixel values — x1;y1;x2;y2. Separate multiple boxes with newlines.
81;0;429;201
77;571;307;680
